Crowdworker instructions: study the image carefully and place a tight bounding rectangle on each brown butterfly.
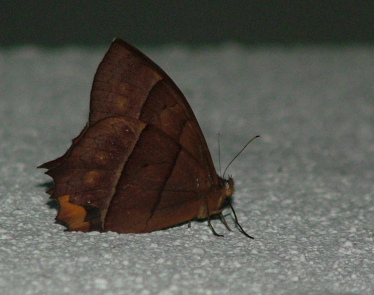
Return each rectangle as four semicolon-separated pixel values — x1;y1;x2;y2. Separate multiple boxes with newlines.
39;38;254;238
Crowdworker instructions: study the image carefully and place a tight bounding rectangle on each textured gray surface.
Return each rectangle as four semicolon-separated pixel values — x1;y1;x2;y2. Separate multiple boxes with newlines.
0;43;373;295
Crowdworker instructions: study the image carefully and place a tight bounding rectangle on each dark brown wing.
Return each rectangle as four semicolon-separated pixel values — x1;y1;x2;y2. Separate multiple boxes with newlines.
40;39;226;233
90;39;217;178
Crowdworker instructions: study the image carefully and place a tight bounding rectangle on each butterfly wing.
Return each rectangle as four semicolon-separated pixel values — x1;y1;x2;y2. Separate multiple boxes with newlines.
40;39;227;233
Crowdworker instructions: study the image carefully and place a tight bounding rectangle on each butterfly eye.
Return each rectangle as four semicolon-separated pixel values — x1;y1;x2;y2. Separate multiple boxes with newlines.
224;178;235;197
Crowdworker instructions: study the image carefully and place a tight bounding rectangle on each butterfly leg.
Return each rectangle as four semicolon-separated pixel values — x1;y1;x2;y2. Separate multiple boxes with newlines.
208;217;224;237
229;203;254;239
219;212;232;231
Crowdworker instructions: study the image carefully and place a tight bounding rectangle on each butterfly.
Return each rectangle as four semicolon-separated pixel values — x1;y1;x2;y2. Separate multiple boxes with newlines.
39;38;254;238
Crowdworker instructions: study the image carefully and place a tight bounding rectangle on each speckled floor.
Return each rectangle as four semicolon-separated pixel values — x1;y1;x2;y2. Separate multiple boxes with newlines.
0;43;373;295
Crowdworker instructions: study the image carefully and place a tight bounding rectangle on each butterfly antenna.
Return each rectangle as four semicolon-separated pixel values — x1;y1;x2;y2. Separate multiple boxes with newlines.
229;203;254;239
218;133;222;177
222;135;260;179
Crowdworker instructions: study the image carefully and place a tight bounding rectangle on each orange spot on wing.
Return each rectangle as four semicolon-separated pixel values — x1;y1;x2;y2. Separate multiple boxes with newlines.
57;195;90;231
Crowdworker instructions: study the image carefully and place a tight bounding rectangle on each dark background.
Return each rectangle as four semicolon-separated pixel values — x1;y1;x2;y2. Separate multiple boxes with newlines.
2;0;374;47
